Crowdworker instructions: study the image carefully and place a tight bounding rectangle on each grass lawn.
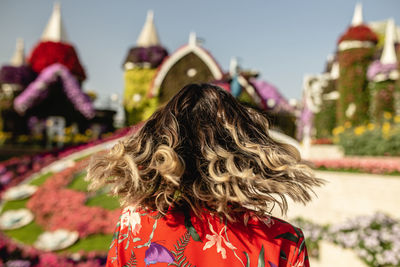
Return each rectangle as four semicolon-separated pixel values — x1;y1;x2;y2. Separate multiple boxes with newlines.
3;222;43;245
1;168;118;253
86;194;120;210
1;199;29;213
29;172;53;186
67;172;89;192
64;234;112;253
316;166;400;176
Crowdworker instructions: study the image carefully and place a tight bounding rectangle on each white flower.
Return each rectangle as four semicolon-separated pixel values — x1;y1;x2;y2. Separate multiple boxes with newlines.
120;206;142;235
202;220;236;259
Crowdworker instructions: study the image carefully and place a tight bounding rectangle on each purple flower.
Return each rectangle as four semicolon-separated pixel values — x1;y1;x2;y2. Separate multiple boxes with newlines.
250;78;294;113
367;60;398;81
144;242;174;266
0;65;37;86
5;260;31;267
13;63;95;119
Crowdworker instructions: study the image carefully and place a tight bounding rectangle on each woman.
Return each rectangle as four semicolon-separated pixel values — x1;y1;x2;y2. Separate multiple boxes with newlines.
86;84;323;267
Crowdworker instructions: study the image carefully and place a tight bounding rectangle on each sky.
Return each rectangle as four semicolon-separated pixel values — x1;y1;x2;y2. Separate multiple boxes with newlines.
1;0;400;103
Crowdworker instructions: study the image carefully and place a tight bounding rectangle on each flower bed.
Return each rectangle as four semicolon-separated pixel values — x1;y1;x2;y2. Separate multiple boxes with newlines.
292;212;400;267
0;126;133;193
26;161;120;237
333;114;400;157
311;157;400;175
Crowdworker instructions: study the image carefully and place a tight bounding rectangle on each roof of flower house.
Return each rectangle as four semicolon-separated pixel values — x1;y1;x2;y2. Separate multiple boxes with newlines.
148;32;223;99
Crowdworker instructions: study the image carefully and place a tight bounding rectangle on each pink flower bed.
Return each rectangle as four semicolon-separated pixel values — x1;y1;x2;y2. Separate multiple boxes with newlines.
312;157;400;174
27;160;121;237
0;233;106;266
0;125;136;193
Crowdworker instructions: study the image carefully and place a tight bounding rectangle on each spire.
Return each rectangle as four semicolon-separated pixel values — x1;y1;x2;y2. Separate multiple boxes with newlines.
351;3;363;26
10;38;25;66
381;18;397;65
188;32;197;47
229;57;239;76
136;10;160;47
41;2;68;43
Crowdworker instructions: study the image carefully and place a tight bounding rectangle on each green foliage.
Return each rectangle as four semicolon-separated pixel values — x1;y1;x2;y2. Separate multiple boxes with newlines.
67;172;89;192
334;117;400;156
369;80;397;124
1;199;29;213
337;47;375;126
29;172;53;186
314;80;337;138
3;222;43;245
124;68;158;125
63;234;113;253
86;194;120;210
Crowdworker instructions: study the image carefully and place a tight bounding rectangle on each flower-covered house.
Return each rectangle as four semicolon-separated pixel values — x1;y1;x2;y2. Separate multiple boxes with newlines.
0;4;116;151
300;3;400;141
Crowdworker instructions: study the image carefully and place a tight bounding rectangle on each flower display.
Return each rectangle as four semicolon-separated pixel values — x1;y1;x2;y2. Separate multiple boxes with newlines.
123;45;168;69
13;63;95;119
333;115;400;157
338;25;378;44
0;66;37;87
312;157;400;174
367;60;398;81
250;78;294;113
28;41;86;81
292;213;400;267
26;161;121;237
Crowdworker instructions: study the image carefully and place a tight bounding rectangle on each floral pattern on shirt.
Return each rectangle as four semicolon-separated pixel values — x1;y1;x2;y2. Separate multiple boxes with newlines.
106;207;309;267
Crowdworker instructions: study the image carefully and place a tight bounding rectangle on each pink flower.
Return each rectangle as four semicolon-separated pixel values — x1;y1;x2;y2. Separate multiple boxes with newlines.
202;220;236;259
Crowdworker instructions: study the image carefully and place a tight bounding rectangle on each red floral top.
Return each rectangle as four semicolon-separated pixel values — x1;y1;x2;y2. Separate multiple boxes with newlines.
106;207;309;267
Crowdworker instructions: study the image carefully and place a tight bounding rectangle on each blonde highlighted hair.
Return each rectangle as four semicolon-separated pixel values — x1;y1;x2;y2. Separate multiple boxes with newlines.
86;84;323;220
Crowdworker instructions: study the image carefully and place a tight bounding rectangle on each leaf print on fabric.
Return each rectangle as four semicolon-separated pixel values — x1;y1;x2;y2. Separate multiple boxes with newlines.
203;220;237;259
183;208;202;242
280;250;287;260
258;245;265;267
144;242;174;266
243;252;250;267
292;252;306;267
170;231;196;267
122;251;137;267
274;232;299;243
120;206;142;235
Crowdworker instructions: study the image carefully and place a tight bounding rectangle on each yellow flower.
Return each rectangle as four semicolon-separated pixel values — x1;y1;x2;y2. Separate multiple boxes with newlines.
394;115;400;124
354;126;366;136
332;126;345;136
367;123;375;130
382;122;391;136
344;121;352;128
383;112;392;120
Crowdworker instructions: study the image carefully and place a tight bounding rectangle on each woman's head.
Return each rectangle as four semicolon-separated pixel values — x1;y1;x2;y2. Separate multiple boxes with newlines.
87;83;322;219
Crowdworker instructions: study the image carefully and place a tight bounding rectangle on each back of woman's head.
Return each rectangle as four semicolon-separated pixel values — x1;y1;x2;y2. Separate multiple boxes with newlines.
87;83;323;220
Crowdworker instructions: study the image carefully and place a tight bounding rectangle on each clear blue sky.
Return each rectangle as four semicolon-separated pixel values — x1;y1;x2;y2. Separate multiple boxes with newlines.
1;0;399;101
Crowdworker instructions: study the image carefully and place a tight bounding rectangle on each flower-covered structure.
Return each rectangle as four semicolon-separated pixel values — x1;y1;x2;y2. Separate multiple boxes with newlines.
148;32;224;104
0;39;37;136
367;19;400;123
300;3;400;142
122;11;168;126
0;3;117;151
336;3;378;126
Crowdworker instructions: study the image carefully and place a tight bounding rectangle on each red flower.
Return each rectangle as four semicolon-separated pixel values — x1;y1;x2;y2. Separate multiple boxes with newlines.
338;25;378;44
28;41;86;81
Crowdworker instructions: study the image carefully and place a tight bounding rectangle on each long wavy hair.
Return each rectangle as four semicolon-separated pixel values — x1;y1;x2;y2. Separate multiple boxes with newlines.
86;83;323;220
